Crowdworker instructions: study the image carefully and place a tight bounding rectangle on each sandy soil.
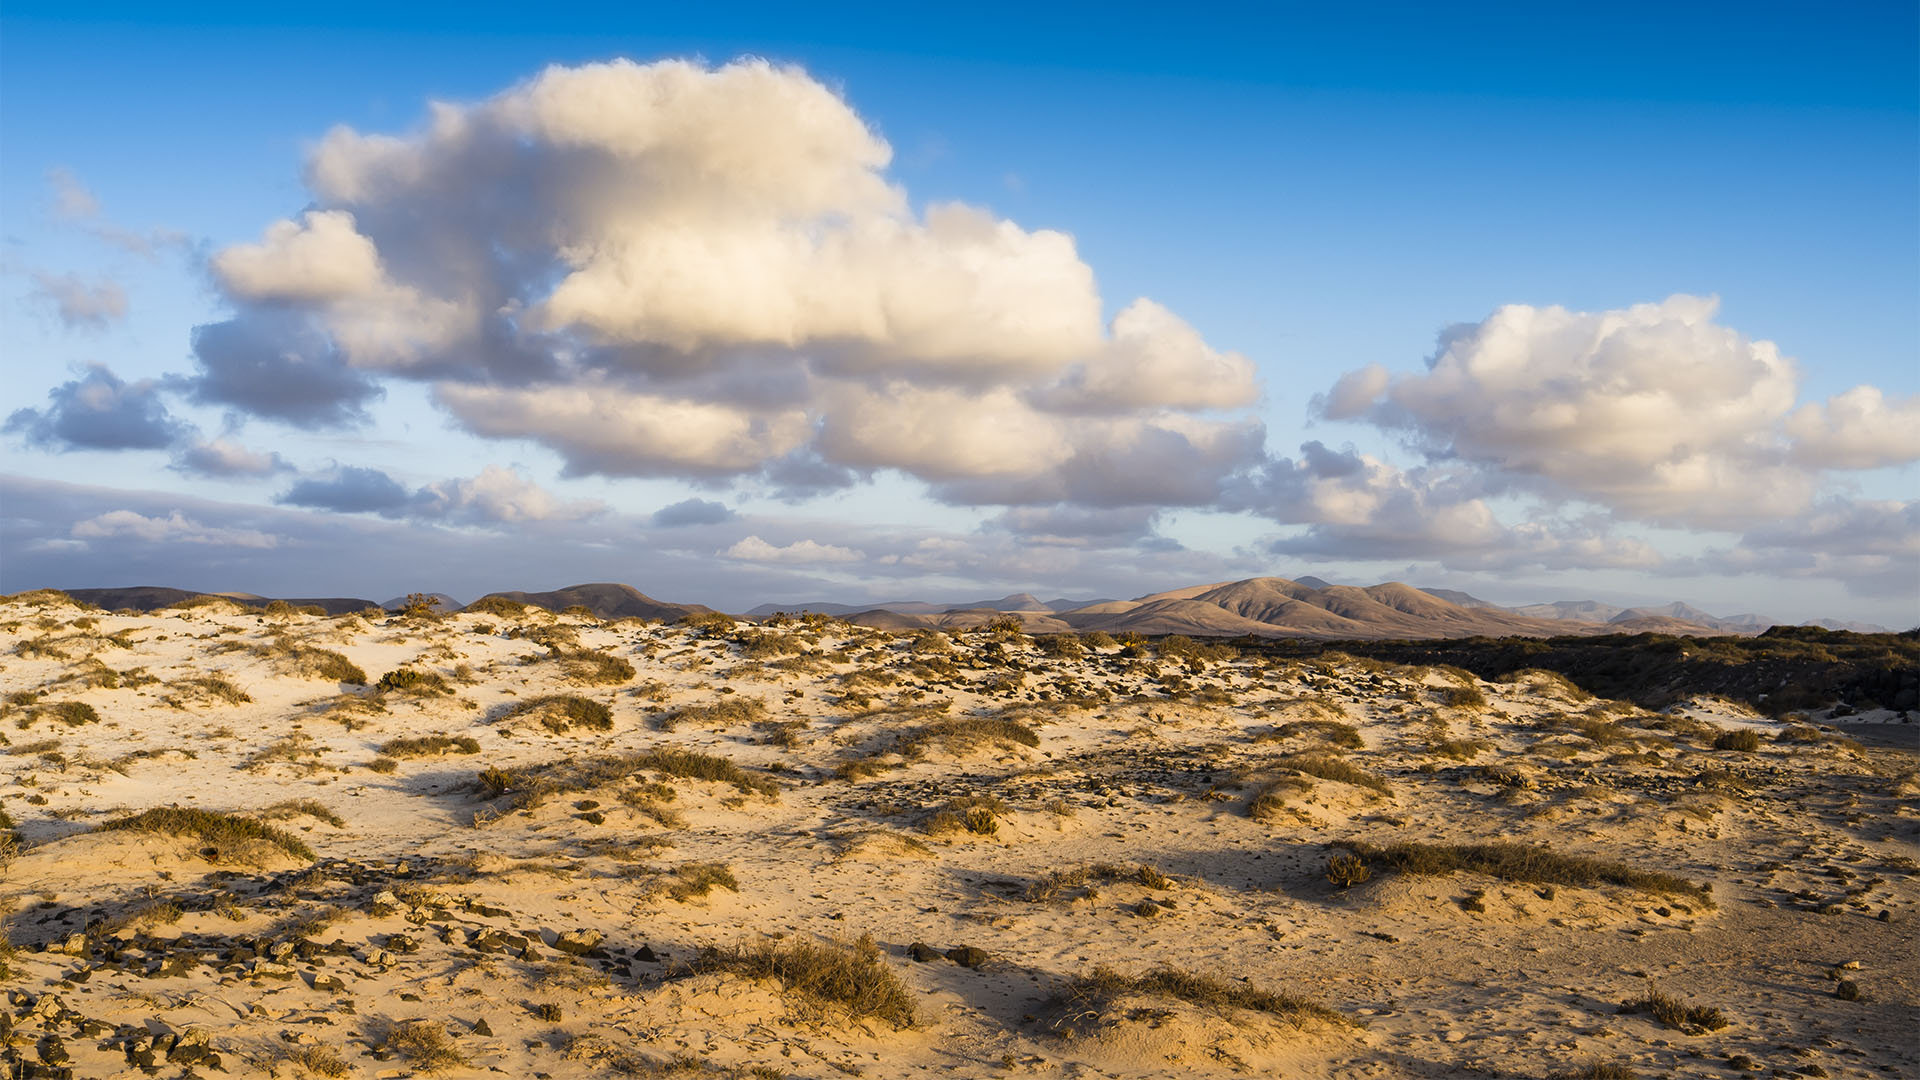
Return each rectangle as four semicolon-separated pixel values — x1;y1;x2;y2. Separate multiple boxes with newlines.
0;594;1914;1079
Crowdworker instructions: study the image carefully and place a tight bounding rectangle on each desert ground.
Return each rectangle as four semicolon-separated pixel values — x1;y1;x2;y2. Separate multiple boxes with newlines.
0;590;1914;1079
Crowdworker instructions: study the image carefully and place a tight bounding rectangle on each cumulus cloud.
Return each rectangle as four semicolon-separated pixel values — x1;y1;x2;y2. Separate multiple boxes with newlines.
1785;386;1920;470
165;57;1261;506
1318;295;1818;527
31;271;128;330
722;535;864;564
71;510;278;549
652;498;735;527
181;314;384;428
5;365;188;451
171;438;291;478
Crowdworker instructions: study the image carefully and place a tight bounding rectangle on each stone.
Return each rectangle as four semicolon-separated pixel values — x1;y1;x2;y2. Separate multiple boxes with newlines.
472;1017;494;1037
553;929;603;955
944;945;990;969
907;943;942;962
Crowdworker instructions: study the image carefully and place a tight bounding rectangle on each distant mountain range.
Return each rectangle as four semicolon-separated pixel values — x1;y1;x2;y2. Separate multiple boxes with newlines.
751;577;1892;638
62;586;377;615
43;578;1893;637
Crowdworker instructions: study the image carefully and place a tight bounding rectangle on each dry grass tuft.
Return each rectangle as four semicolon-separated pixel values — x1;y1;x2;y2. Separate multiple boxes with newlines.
1056;965;1346;1029
380;734;483;757
95;806;315;862
1026;862;1171;902
691;934;917;1028
380;1019;470;1072
1339;840;1711;904
1617;989;1730;1034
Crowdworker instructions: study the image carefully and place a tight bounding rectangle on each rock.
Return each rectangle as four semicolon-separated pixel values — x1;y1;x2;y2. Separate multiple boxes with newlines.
311;973;347;992
944;945;990;969
1838;960;1861;970
37;1035;70;1065
907;943;942;962
472;1018;494;1037
633;944;662;963
553;929;603;956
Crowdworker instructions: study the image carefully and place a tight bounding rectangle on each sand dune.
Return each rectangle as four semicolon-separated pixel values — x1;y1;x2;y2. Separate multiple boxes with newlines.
0;590;1913;1079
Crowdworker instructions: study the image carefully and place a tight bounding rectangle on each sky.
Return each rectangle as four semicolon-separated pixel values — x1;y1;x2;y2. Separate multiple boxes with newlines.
1;2;1916;624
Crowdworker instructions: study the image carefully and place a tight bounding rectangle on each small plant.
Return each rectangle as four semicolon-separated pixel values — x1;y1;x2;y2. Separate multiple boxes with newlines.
367;756;399;774
655;861;739;901
381;1019;469;1072
287;1044;351;1077
1711;728;1762;752
377;668;452;695
1326;853;1372;889
1617;989;1729;1033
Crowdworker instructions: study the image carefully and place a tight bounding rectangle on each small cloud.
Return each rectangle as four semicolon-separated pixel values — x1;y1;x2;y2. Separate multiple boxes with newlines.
71;509;278;549
275;465;412;513
4;365;188;451
721;535;864;564
171;438;291;479
651;498;735;527
47;167;99;220
30;271;129;330
411;465;604;524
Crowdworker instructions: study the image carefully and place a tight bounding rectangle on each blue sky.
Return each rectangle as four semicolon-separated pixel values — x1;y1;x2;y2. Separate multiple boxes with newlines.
2;3;1915;623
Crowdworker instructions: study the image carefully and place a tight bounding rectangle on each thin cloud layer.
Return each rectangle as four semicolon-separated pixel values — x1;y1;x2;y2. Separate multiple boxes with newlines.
30;271;128;330
276;464;602;525
71;510;278;549
177;57;1261;505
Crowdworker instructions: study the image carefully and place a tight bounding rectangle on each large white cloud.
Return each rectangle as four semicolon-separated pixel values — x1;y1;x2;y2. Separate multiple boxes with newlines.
171;57;1262;506
1320;295;1825;527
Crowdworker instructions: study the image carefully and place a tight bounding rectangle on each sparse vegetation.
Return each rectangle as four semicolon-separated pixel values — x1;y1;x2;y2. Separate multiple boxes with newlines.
1711;727;1763;751
380;733;483;757
478;747;777;811
1026;862;1171;902
1056;965;1345;1028
499;694;614;733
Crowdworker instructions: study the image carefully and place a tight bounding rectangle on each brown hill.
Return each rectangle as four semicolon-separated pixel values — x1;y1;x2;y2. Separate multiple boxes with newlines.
61;587;375;615
1061;576;1602;639
472;583;712;621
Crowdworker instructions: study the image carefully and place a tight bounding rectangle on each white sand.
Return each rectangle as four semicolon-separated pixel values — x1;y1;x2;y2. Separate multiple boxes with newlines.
1;594;1914;1078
